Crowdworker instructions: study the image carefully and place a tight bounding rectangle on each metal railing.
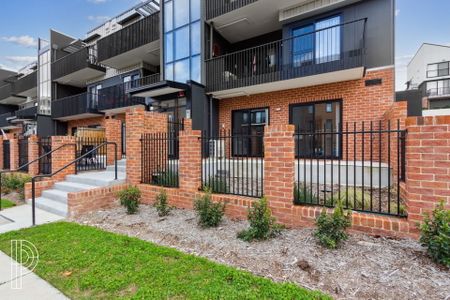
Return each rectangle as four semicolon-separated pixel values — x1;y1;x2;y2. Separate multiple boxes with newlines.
200;130;264;198
97;83;146;111
18;137;29;172
30;142;118;225
140;120;183;188
126;73;161;91
12;70;37;95
52;92;99;119
427;87;450;97
38;137;52;175
206;19;366;92
293;120;406;217
75;137;107;172
52;46;105;80
0;112;15;128
0;143;77;211
206;0;259;20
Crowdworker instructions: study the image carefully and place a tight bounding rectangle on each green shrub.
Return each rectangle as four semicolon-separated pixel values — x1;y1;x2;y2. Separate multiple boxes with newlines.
204;176;228;194
118;186;141;214
154;189;171;217
326;189;371;210
1;173;31;199
314;200;352;249
193;189;225;228
238;197;283;242
419;201;450;267
294;182;317;205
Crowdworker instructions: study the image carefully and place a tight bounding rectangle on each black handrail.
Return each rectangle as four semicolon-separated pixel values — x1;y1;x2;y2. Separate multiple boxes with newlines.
30;141;118;226
0;143;76;211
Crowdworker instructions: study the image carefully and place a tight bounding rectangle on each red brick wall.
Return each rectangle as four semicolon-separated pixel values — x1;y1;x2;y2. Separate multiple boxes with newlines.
9;138;18;170
27;135;40;176
404;116;450;236
104;117;122;165
51;136;76;181
24;179;55;200
67;116;106;135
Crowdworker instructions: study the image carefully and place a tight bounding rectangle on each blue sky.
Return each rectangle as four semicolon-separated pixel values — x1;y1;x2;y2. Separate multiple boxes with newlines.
1;0;449;90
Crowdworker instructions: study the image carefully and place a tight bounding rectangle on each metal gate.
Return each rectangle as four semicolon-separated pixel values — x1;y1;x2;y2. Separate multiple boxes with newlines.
121;122;126;159
18;137;28;171
3;140;10;170
38;137;52;175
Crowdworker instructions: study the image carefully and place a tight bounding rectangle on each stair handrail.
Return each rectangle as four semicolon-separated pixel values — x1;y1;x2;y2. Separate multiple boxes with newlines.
0;143;76;211
30;141;118;226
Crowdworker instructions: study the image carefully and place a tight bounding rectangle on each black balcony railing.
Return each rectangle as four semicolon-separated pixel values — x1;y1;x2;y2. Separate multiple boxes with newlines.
16;105;37;119
52;46;105;80
206;0;259;20
0;112;14;128
127;73;161;90
97;12;160;62
13;71;37;95
97;84;146;111
0;84;13;101
206;19;366;93
427;87;450;97
52;92;99;119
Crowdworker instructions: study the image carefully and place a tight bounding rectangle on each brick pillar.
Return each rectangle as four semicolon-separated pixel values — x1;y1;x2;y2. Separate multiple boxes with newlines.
179;119;201;192
28;135;39;176
0;136;3;170
405;116;450;236
10;138;19;170
104;117;122;165
126;106;169;185
263;125;295;227
51;136;76;181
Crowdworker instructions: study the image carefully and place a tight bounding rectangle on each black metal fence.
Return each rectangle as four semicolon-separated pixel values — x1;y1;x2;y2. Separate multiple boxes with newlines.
38;137;52;175
293;120;406;217
75;137;107;172
200;130;264;198
206;0;258;20
18;137;28;171
3;140;10;170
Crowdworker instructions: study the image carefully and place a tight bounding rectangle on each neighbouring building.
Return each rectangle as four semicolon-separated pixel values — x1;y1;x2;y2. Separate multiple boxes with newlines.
406;43;450;115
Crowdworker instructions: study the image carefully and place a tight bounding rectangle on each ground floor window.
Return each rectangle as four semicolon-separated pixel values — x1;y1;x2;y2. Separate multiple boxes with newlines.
232;108;268;157
290;100;341;158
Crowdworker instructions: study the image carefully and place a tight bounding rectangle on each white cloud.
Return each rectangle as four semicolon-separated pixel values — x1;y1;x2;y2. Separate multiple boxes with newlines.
395;54;414;91
1;35;37;48
4;56;36;64
395;9;400;17
88;0;107;4
87;15;110;23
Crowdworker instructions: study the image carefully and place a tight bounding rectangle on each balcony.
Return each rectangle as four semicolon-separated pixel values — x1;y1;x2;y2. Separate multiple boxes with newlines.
0;112;19;129
206;0;259;20
0;84;26;105
13;70;37;98
97;12;160;69
97;83;146;113
206;19;366;98
15;103;38;120
52;46;106;87
427;87;450;99
52;92;103;121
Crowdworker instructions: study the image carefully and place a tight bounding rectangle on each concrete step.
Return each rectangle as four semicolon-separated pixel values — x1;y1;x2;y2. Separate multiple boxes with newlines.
106;165;126;173
26;197;67;217
65;171;126;186
41;190;68;204
54;181;98;193
117;160;126;166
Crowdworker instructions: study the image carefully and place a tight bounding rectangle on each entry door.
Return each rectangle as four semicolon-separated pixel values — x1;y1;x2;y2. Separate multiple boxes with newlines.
232;108;267;157
291;105;314;157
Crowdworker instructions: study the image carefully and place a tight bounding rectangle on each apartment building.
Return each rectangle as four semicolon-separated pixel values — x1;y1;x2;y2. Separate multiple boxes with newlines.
0;0;395;158
406;43;450;115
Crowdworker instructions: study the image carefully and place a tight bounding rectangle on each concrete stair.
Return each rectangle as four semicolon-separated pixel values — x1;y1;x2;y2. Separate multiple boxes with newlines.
26;160;126;217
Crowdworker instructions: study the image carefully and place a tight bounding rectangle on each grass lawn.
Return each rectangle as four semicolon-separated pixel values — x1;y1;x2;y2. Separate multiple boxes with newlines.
0;222;330;299
0;198;16;209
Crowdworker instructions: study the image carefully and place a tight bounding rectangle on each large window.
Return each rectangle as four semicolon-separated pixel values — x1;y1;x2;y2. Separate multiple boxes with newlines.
38;48;51;115
232;108;268;157
290;101;341;158
427;61;450;78
164;0;201;83
292;15;341;66
427;79;450;96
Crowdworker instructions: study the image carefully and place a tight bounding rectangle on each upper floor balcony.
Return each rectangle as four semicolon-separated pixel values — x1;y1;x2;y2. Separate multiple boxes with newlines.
0;112;19;130
52;46;106;87
52;92;103;121
206;0;259;20
15;101;38;120
0;83;26;105
206;19;366;98
12;70;37;98
427;87;450;98
97;12;160;69
97;81;149;113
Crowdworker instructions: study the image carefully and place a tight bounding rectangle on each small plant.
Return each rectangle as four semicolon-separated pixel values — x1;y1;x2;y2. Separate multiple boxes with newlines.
238;197;283;242
326;189;371;210
118;186;141;214
314;200;352;249
294;182;317;205
153;170;178;187
1;172;31;199
204;176;228;194
154;189;171;217
193;189;225;228
419;201;450;267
